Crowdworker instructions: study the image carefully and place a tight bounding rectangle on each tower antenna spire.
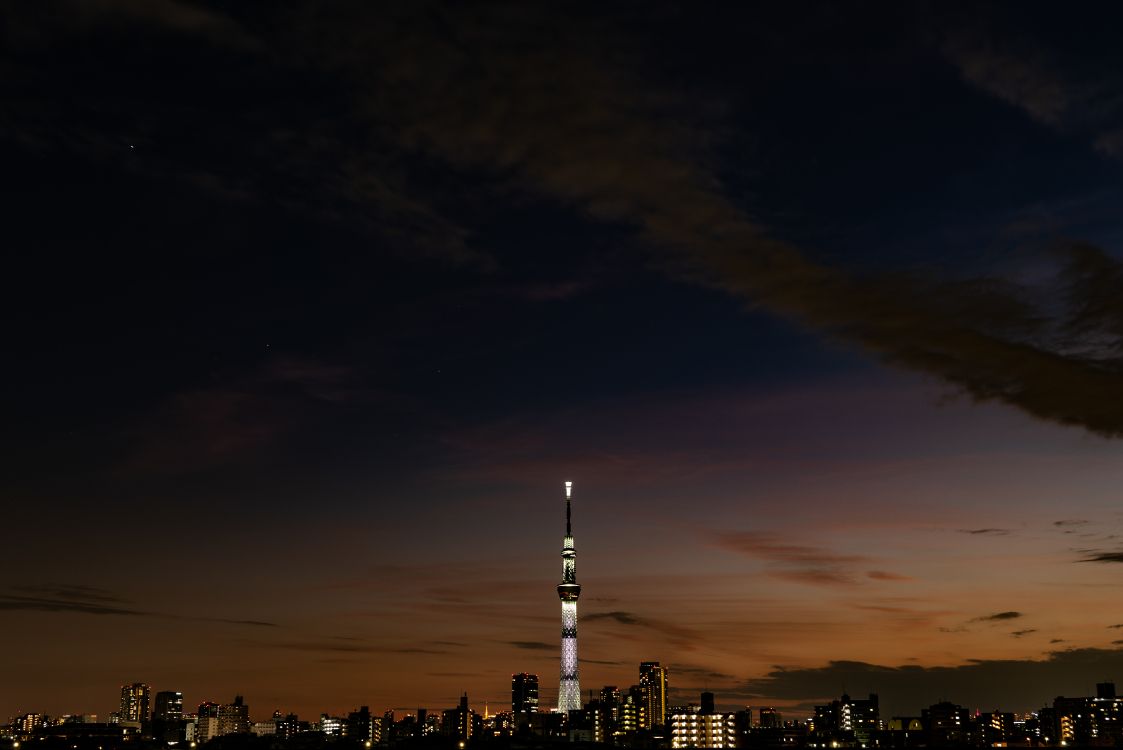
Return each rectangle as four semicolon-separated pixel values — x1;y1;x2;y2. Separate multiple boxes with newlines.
565;480;572;535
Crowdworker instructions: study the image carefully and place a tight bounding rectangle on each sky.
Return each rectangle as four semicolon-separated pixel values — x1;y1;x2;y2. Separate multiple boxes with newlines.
5;0;1123;723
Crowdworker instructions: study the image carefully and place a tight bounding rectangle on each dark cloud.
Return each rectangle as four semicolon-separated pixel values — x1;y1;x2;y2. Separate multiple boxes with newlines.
1056;519;1090;527
972;611;1023;622
742;648;1123;716
9;2;1123;442
210;619;278;628
266;641;377;654
1;584;146;617
119;356;387;475
712;532;872;587
508;641;553;651
712;533;870;566
1051;639;1066;644
258;641;446;655
1078;551;1123;563
671;665;735;681
944;31;1072;127
0;584;277;627
769;569;858;587
958;528;1010;536
583;610;698;647
0;593;144;616
585;611;641;625
866;570;912;581
1011;629;1037;637
943;13;1123;159
13;584;127;603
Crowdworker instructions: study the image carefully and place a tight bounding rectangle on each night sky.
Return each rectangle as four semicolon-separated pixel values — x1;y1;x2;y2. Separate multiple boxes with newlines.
6;0;1123;722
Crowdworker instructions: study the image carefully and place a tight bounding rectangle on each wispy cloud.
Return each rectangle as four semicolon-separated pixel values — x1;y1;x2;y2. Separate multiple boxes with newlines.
584;610;698;647
0;584;278;627
0;593;144;616
585;611;640;626
866;570;912;581
711;532;875;587
508;641;553;651
711;532;871;566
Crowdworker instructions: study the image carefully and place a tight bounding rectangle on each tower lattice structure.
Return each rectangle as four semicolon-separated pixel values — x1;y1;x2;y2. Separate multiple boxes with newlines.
557;481;582;713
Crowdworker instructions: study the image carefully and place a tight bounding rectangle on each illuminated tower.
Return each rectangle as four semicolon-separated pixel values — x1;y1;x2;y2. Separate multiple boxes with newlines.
557;481;582;713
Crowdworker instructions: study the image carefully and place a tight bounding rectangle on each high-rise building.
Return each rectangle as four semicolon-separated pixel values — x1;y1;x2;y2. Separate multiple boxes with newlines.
618;686;644;738
847;693;880;745
670;696;737;749
1050;683;1123;745
556;481;582;713
639;662;668;729
443;694;472;741
152;692;184;743
119;684;150;725
670;712;737;748
347;707;375;742
923;701;969;745
813;693;878;744
758;708;782;729
218;696;250;736
512;673;539;726
153;692;183;723
16;713;47;735
274;711;300;739
597;687;621;741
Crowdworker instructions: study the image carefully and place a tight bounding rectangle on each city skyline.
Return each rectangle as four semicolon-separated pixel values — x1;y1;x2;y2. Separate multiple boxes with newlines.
7;0;1123;730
